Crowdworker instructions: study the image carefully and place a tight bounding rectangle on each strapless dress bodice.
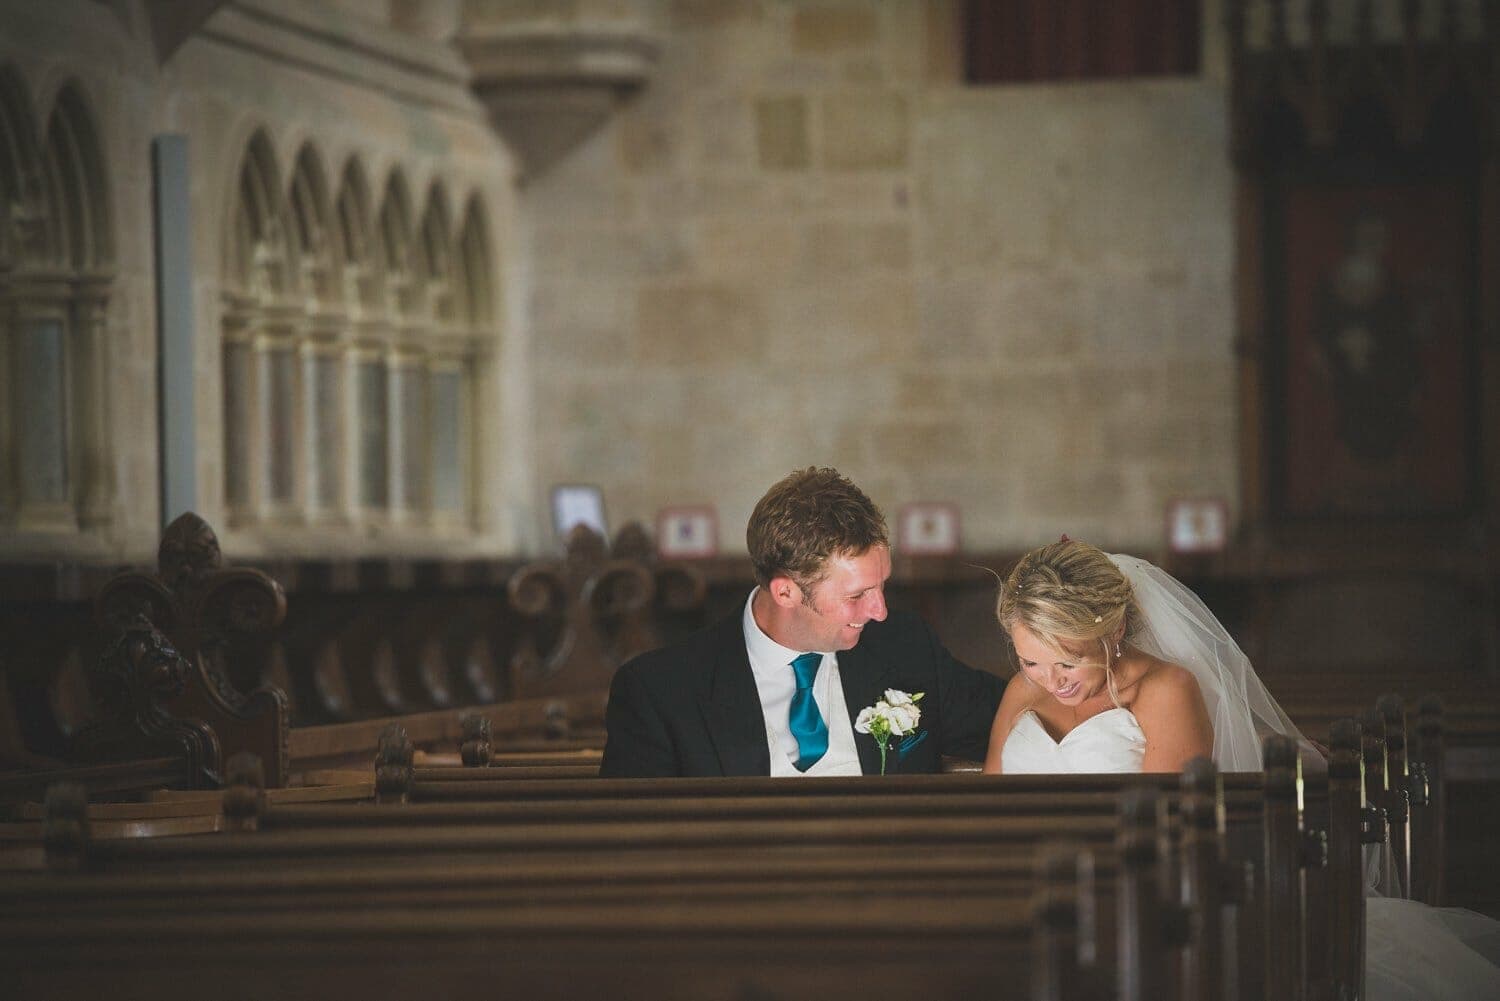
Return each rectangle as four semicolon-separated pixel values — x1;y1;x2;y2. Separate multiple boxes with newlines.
1000;707;1146;774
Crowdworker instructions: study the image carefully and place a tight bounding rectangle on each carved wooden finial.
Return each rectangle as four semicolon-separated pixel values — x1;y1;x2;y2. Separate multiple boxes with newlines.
564;523;607;565
91;513;289;787
374;723;414;804
1328;718;1361;781
1117;786;1160;865
158;512;225;595
1180;756;1222;833
610;521;653;563
460;713;493;767
508;524;661;699
1263;732;1296;769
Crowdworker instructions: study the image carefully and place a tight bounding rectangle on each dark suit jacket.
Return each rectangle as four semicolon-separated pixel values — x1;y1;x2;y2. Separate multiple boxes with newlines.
599;609;1008;777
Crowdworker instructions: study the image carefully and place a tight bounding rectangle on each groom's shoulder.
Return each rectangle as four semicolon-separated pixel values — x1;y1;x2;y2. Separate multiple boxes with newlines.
859;609;937;648
617;611;740;681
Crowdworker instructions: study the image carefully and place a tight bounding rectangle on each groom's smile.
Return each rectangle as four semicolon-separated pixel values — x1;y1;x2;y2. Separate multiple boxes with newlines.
761;545;892;654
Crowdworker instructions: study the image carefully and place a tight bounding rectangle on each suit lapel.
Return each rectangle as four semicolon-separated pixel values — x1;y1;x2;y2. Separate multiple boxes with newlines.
698;615;771;777
839;640;895;775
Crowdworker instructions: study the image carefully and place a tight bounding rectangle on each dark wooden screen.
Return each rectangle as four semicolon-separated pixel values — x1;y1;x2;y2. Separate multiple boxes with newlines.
963;0;1201;84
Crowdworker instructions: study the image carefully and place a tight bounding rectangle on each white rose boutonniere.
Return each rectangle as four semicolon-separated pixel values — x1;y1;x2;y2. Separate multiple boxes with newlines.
854;689;925;775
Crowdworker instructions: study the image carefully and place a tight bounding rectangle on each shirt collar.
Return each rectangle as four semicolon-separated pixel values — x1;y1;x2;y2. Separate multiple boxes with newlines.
741;587;809;678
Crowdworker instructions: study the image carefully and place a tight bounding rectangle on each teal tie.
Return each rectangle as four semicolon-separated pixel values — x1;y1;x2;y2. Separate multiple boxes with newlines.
789;652;828;772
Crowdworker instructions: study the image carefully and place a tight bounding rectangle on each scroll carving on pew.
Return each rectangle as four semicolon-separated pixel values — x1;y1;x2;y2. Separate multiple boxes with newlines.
91;513;290;786
610;520;710;641
506;523;658;698
69;614;221;789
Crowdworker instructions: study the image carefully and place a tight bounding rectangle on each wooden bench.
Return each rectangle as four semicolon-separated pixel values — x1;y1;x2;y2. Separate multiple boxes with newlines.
5;729;1361;1001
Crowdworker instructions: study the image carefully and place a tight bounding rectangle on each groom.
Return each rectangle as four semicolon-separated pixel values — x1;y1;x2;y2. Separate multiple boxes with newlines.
600;467;1007;777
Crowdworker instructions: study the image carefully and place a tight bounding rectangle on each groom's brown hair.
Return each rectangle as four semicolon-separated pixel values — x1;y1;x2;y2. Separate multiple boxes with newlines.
747;467;888;592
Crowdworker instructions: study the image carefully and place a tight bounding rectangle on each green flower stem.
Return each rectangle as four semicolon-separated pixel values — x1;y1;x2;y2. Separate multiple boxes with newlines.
871;718;891;775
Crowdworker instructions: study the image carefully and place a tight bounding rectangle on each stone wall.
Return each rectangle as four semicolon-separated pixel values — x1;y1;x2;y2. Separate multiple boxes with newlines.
525;0;1238;554
1;0;1244;561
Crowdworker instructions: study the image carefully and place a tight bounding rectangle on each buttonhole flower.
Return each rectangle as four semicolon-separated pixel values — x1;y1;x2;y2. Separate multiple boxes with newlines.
854;689;925;776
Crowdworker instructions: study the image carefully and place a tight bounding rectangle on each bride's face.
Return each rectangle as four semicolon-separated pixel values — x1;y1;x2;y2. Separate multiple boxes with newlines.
1010;623;1107;706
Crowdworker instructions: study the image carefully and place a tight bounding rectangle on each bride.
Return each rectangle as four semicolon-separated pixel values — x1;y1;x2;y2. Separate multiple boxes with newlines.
982;538;1500;999
982;538;1301;775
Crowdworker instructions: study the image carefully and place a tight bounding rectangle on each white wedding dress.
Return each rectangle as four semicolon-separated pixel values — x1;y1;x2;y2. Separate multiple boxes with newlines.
994;553;1500;1001
1001;707;1144;773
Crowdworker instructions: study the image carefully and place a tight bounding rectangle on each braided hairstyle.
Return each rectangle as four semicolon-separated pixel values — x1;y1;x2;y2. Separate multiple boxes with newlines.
996;539;1140;705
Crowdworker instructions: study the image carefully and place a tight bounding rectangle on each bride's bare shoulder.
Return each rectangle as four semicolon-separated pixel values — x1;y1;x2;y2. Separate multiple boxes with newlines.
996;671;1045;718
1132;657;1209;715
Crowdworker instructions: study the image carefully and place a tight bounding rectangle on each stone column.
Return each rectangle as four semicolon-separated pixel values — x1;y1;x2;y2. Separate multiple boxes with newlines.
72;278;113;531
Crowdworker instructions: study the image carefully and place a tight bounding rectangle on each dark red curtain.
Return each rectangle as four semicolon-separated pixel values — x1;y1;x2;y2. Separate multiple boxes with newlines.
964;0;1201;83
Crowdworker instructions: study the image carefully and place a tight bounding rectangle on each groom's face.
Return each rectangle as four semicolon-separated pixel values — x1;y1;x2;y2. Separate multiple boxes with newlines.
785;545;891;653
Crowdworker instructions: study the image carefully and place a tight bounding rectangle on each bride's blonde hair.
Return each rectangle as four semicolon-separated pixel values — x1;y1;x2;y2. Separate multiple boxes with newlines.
997;539;1140;705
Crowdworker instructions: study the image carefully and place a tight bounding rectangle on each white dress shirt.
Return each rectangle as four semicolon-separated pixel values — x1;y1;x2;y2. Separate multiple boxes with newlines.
741;589;863;776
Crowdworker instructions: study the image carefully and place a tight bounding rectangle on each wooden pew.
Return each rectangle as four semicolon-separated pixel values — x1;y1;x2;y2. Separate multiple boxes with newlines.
10;689;1441;1001
8;731;1354;1001
4;767;1250;1001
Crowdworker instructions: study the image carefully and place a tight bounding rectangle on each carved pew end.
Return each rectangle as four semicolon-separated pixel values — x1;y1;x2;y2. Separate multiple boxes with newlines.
1116;786;1171;1001
374;724;415;805
43;782;90;872
1032;843;1088;1001
460;714;493;767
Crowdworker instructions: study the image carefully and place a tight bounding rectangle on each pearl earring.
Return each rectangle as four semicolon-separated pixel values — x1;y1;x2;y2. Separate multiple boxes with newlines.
1114;642;1122;659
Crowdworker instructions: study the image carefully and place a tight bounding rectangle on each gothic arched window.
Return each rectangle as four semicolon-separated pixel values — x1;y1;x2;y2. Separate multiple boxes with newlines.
0;70;112;536
221;136;493;540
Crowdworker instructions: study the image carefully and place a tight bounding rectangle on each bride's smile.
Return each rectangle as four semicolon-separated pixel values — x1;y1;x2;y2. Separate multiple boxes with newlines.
1052;678;1083;699
1009;623;1111;707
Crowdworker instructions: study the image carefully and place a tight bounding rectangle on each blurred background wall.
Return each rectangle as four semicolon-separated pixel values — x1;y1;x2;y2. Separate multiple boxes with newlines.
0;0;1493;668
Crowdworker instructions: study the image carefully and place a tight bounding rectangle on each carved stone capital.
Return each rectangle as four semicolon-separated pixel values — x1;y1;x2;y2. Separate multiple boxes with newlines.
458;5;660;178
